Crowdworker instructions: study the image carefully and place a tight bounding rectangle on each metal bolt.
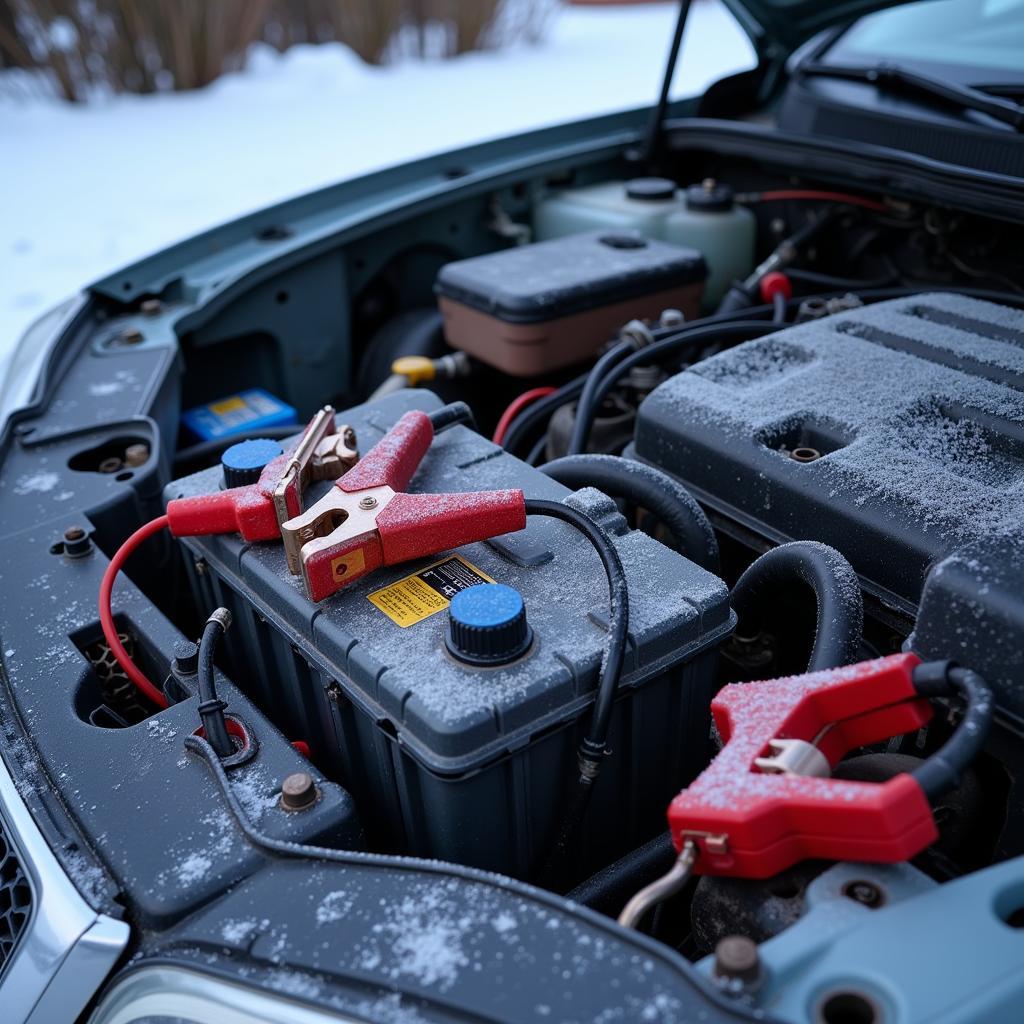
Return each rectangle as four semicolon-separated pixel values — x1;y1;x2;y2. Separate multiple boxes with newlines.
713;935;761;986
98;456;123;474
62;524;92;558
280;772;318;811
140;299;163;316
789;447;821;464
124;443;150;467
843;879;885;909
120;327;144;345
358;496;378;510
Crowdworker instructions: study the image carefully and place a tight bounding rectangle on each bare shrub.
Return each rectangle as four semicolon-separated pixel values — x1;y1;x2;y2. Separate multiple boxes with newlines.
0;0;556;101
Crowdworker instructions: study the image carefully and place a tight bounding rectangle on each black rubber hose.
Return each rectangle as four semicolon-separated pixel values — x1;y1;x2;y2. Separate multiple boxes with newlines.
731;541;863;672
572;321;781;456
501;373;588;456
540;455;719;573
197;611;233;759
911;662;994;801
772;291;788;323
567;339;636;455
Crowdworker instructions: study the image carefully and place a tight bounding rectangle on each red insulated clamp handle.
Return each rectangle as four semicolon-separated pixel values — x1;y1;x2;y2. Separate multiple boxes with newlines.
667;653;937;878
376;489;526;565
338;410;433;494
299;489;526;603
165;451;292;542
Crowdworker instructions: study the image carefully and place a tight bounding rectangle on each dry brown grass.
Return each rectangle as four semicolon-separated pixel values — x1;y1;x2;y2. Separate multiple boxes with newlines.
0;0;556;101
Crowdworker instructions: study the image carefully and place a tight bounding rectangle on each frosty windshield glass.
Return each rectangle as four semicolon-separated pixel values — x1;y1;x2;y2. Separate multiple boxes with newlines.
828;0;1024;79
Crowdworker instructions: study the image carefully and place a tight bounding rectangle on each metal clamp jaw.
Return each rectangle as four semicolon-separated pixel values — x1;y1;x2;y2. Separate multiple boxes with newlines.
281;409;526;601
668;653;938;879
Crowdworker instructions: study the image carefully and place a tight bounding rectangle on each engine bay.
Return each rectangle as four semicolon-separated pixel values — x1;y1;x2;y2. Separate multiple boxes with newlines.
3;128;1024;1023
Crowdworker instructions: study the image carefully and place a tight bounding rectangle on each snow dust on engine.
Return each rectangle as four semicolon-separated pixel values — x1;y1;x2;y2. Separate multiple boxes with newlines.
165;390;732;883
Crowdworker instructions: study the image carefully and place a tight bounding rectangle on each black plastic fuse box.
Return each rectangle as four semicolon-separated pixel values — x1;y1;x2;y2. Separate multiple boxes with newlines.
166;390;732;880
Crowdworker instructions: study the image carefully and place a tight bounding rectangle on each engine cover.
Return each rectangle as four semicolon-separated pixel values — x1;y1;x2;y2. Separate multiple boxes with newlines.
636;293;1024;716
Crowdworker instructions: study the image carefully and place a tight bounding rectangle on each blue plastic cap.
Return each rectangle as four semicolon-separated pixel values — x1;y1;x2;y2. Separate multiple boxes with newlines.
446;584;533;666
221;438;285;487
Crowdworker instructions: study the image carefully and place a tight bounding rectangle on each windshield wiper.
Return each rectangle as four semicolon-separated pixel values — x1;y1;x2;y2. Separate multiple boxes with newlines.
800;60;1024;132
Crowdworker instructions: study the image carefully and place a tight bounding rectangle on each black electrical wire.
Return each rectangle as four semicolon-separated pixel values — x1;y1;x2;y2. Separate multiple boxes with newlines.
197;610;233;759
572;321;782;456
567;339;636;456
501;373;588;456
730;541;864;672
911;662;994;801
772;291;788;323
524;498;629;883
540;455;719;573
428;401;475;433
525;434;549;467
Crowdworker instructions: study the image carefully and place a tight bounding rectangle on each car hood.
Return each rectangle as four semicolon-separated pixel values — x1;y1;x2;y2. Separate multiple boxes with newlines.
723;0;913;57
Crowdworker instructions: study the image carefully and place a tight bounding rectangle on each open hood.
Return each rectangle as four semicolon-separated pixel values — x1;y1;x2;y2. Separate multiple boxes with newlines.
720;0;915;58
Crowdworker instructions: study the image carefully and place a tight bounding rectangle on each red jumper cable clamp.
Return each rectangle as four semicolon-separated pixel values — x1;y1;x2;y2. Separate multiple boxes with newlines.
166;405;359;548
279;408;526;601
167;403;526;602
619;654;993;927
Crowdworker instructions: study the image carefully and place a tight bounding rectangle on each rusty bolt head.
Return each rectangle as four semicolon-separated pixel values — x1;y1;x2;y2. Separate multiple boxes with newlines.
358;496;378;510
842;879;885;909
140;299;163;316
120;327;144;345
98;456;123;474
64;525;85;542
280;772;318;811
713;935;761;985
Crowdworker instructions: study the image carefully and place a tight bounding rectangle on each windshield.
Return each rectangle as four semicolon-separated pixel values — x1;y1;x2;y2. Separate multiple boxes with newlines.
827;0;1024;79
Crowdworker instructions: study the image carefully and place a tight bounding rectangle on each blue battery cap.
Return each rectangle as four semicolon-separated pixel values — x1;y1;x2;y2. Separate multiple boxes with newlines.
221;438;285;487
446;583;533;666
181;388;298;442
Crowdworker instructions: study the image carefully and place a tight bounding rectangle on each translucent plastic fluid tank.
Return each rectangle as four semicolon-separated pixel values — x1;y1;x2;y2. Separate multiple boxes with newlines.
534;177;679;241
664;180;756;305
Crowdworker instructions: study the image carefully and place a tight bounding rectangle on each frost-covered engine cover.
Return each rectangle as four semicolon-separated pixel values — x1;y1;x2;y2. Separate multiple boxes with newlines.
636;294;1024;718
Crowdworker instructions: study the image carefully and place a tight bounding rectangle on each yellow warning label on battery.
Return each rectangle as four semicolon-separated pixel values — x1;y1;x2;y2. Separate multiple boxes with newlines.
368;555;494;628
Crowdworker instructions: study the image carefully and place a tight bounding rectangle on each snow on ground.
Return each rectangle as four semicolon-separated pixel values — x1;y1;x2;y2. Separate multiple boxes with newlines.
0;1;753;372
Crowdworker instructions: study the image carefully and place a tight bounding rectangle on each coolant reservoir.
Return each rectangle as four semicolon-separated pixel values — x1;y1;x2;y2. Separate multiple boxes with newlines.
535;177;756;309
534;177;679;241
664;180;756;306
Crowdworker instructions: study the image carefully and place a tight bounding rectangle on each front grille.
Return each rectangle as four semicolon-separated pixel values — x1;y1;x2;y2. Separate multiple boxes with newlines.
0;817;32;977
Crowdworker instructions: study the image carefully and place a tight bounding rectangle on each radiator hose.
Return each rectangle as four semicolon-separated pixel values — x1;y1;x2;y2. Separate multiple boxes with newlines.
540;455;719;574
730;541;863;671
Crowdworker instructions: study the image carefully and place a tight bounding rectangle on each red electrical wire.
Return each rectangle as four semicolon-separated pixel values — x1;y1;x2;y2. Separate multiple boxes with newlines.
98;514;170;709
743;189;887;213
492;387;557;446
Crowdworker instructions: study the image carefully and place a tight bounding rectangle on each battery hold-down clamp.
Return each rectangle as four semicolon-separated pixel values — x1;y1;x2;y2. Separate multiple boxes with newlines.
618;653;993;928
165;402;526;601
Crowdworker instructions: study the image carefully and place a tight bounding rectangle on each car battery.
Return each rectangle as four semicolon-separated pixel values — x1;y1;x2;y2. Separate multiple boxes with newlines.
166;390;732;881
435;230;706;376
